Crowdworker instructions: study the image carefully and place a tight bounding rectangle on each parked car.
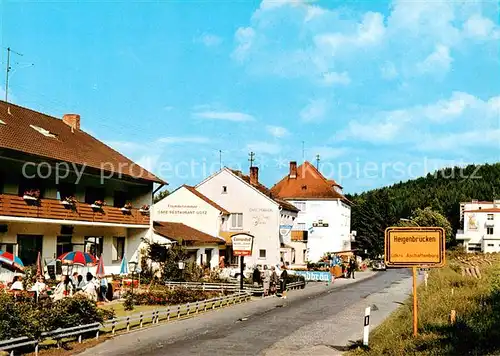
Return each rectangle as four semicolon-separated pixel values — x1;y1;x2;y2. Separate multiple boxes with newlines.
372;260;387;271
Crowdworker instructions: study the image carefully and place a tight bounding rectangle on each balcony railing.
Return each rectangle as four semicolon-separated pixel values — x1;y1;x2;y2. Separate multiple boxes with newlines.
291;230;308;242
0;194;149;226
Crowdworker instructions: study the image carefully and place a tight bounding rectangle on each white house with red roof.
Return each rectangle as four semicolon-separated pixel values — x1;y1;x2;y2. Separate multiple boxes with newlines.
456;200;500;253
271;161;353;263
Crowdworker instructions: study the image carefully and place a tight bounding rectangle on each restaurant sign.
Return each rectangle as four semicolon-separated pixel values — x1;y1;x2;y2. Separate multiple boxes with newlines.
231;233;254;257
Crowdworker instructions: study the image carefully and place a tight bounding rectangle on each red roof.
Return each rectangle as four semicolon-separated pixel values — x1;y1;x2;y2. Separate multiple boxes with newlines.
271;161;345;200
0;101;165;184
183;185;229;214
464;208;500;213
153;221;225;245
228;169;299;212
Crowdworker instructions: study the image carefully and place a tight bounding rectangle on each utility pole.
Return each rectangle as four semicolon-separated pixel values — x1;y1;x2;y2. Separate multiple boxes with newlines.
248;152;255;168
5;47;24;102
219;150;222;170
316;154;320;170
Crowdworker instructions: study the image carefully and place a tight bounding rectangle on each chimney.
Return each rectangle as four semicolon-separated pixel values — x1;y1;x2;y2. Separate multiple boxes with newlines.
250;166;259;186
289;161;297;179
62;114;81;131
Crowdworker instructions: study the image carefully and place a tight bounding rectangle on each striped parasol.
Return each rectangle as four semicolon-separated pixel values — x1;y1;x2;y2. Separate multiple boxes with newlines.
57;251;97;267
0;251;24;271
36;251;43;276
95;256;105;277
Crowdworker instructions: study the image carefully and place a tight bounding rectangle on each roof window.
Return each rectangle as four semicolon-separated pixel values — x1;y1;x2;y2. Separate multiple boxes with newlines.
0;119;5;125
30;125;57;138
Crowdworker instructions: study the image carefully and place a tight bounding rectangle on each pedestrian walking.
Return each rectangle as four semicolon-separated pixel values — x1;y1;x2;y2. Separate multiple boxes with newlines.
280;266;288;299
349;258;356;279
252;265;261;286
270;266;279;295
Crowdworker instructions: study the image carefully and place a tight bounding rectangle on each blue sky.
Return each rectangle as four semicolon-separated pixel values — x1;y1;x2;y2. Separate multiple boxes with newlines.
1;0;499;193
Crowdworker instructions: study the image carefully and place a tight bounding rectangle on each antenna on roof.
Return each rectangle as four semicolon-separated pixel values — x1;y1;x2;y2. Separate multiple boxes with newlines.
248;151;255;168
4;47;24;102
302;141;305;163
316;154;320;170
219;150;222;170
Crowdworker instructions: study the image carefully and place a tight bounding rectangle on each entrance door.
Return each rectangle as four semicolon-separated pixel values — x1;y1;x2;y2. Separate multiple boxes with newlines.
205;249;213;268
17;235;43;266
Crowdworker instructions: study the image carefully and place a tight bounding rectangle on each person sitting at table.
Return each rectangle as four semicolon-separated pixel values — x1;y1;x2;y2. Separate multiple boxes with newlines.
53;275;73;301
10;275;24;291
31;275;49;300
82;272;98;301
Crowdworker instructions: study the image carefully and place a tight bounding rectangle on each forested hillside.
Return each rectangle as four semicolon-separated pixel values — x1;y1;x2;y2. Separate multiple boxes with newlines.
346;163;500;257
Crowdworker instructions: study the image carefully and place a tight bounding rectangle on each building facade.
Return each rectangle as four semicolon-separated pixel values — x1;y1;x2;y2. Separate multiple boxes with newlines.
271;161;352;263
0;101;165;276
456;200;500;253
196;167;299;268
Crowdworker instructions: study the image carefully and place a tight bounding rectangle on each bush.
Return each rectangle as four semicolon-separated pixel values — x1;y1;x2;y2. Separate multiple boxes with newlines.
0;292;114;340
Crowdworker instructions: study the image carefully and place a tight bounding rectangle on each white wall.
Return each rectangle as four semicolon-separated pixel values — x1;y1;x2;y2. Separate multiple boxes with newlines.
462;210;500;252
197;169;281;267
289;199;351;262
152;186;222;237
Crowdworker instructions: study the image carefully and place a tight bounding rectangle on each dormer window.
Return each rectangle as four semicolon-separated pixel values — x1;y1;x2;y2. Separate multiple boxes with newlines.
30;125;57;138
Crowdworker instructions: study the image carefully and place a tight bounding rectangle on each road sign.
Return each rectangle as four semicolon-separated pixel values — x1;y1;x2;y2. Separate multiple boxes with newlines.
231;233;254;257
384;226;446;338
385;227;445;268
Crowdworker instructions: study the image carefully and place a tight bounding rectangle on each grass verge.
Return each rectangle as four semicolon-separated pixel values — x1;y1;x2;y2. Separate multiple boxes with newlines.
348;252;500;356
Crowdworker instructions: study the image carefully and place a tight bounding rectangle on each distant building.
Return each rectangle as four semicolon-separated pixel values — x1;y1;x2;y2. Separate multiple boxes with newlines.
271;161;353;263
196;167;299;268
456;200;500;253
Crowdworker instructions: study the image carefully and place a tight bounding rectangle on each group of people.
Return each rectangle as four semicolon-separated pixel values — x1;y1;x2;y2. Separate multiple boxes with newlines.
7;272;111;302
341;258;357;279
252;265;288;299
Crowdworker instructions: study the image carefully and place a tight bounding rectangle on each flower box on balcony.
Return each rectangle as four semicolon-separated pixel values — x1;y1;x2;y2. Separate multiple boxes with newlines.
23;195;38;201
120;207;130;212
139;205;150;215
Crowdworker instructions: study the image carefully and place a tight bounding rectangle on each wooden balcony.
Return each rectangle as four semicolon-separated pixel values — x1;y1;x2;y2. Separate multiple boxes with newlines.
291;230;308;242
0;194;149;226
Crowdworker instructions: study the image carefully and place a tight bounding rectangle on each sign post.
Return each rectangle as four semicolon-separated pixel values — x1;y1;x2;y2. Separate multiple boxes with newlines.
385;227;445;337
231;233;254;291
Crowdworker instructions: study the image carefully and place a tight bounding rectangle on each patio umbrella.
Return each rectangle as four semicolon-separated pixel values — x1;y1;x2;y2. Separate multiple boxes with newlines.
119;256;129;275
36;251;43;276
0;251;24;271
95;256;105;277
57;251;97;267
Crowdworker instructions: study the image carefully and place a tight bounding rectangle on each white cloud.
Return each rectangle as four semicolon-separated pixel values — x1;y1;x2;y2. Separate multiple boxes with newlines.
321;71;351;86
198;33;223;47
233;27;255;62
314;12;386;55
417;129;500;152
157;136;210;144
266;125;290;138
463;14;498;39
300;99;328;122
417;45;453;74
422;92;480;122
246;141;281;155
193;111;255;122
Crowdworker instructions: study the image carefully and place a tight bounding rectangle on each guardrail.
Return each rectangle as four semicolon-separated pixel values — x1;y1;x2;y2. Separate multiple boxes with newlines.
0;292;251;355
162;280;305;293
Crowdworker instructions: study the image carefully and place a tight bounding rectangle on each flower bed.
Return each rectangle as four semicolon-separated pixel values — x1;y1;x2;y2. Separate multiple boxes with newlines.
123;287;229;310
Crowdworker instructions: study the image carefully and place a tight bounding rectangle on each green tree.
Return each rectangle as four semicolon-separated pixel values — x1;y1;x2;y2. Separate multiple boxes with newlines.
153;189;170;204
411;207;453;243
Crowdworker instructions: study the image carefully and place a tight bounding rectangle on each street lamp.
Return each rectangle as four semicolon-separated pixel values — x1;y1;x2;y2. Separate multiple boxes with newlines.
129;261;138;294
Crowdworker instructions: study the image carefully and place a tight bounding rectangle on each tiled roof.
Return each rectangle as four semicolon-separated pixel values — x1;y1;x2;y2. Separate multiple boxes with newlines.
228;169;300;212
183;185;230;214
153;221;225;245
0;101;165;184
464;208;500;213
271;161;345;200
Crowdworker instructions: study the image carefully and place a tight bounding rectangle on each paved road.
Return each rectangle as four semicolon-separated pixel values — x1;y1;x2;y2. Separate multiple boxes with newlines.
81;269;411;356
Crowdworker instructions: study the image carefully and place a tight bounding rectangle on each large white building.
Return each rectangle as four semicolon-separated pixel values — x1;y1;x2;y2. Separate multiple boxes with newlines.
456;200;500;253
271;161;353;263
196;167;299;268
